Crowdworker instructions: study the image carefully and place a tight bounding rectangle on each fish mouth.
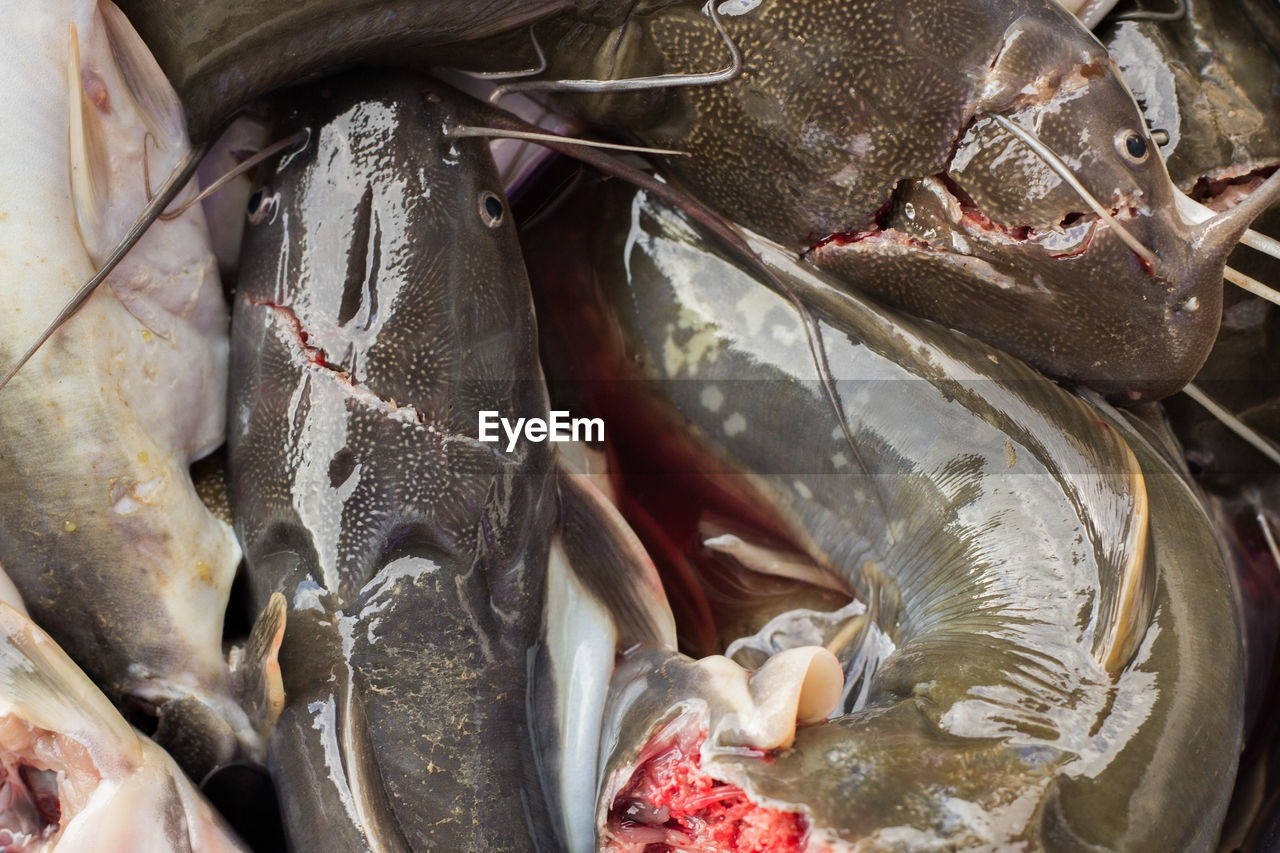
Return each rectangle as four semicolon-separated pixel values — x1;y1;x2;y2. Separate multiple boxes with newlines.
805;173;1144;264
0;717;91;850
1189;164;1280;212
601;710;811;853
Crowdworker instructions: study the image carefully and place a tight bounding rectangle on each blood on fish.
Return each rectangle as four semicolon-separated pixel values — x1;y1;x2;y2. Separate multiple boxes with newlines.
605;731;807;853
245;296;341;372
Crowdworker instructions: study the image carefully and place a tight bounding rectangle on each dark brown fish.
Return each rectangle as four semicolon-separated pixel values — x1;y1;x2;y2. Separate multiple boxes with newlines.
115;0;590;142
520;0;1280;401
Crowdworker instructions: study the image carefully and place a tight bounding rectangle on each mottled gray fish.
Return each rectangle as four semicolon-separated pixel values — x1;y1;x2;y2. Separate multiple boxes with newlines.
520;0;1280;400
524;181;1244;850
229;74;561;850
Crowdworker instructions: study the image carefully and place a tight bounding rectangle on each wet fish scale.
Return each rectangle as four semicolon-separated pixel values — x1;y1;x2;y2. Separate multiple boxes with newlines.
229;73;556;850
523;181;1241;849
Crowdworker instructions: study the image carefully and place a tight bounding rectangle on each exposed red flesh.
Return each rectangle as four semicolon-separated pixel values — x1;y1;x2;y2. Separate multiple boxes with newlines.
606;729;807;853
804;172;1116;262
0;760;61;849
245;297;342;372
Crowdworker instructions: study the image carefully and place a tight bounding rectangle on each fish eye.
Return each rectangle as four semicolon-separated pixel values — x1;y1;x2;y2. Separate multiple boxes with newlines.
247;187;279;225
479;191;505;228
1116;130;1149;164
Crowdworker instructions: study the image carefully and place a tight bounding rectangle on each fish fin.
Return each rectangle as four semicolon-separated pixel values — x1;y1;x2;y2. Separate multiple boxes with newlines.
1086;406;1157;676
0;143;204;394
98;0;185;149
68;21;109;243
0;603;142;765
232;593;287;740
558;467;677;650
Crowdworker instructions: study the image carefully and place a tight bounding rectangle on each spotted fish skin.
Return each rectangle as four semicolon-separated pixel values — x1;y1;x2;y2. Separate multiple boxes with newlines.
523;180;1243;850
528;0;1276;401
228;74;556;850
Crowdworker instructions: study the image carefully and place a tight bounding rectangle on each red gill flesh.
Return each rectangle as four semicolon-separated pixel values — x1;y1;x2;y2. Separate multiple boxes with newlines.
605;727;808;853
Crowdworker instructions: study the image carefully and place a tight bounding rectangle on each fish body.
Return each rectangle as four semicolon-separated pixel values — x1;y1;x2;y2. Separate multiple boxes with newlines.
531;0;1277;400
0;0;266;774
114;0;606;142
524;181;1244;849
228;74;558;850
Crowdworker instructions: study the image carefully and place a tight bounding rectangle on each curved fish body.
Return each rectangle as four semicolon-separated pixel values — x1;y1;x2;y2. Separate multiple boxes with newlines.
113;0;612;142
0;0;267;773
530;0;1280;400
523;182;1244;849
229;74;559;850
0;598;249;852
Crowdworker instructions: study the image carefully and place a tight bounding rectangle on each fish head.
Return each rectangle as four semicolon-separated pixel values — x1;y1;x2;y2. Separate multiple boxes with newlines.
228;72;560;849
537;1;1277;400
808;8;1280;401
1101;0;1280;194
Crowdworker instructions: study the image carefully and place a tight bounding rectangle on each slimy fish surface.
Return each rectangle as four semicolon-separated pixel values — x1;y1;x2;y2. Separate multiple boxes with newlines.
229;74;559;851
525;0;1280;400
0;0;275;777
524;181;1244;850
115;0;606;142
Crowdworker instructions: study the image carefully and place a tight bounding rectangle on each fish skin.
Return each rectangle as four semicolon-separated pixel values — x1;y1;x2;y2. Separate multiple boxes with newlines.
228;73;557;850
113;0;609;142
523;181;1243;850
0;0;258;774
527;0;1263;401
0;599;249;852
1100;0;1280;193
1053;0;1118;27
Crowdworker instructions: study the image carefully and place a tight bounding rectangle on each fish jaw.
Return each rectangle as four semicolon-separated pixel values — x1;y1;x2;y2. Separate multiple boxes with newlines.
806;176;1222;402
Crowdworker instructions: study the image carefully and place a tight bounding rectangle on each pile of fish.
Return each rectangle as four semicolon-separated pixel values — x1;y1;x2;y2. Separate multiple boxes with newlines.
1;0;1278;849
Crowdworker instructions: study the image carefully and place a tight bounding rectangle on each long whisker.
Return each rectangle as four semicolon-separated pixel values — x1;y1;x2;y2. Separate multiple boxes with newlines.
449;27;547;82
450;90;871;522
991;115;1158;265
0;143;208;393
159;130;309;221
1183;382;1280;467
494;0;740;98
1242;228;1280;262
1224;265;1280;307
1257;510;1280;572
446;126;687;156
1114;0;1186;21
